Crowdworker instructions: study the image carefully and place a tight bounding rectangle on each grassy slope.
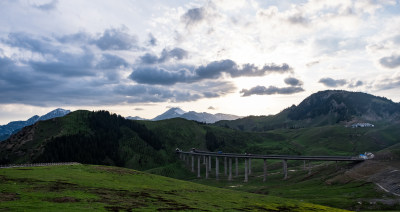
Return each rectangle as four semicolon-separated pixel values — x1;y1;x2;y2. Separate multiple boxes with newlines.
187;159;400;211
0;164;347;212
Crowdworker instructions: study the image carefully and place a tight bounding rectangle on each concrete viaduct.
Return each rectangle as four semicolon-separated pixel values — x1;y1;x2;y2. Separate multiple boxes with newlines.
176;149;364;182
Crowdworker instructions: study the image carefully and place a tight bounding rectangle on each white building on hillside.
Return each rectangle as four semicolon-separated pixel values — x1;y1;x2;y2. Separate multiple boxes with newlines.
351;123;375;128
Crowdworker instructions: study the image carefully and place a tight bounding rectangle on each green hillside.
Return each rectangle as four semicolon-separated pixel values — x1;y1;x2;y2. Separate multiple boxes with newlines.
1;109;400;171
215;90;400;131
0;164;347;211
1;90;400;211
0;111;308;170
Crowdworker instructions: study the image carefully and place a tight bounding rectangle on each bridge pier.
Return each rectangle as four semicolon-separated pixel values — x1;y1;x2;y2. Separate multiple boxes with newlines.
228;158;232;181
249;158;252;175
224;157;227;176
191;155;194;172
197;156;201;178
263;159;267;182
235;157;238;177
244;158;248;182
283;159;288;180
209;155;212;172
216;157;219;180
177;149;362;182
205;156;209;179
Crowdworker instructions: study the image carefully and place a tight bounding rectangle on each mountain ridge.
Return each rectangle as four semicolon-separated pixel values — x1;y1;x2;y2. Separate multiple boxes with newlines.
0;108;70;141
128;107;242;123
215;90;400;131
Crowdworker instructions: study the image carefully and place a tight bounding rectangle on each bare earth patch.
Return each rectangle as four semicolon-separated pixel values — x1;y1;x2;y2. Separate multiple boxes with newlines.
0;192;19;202
93;166;141;175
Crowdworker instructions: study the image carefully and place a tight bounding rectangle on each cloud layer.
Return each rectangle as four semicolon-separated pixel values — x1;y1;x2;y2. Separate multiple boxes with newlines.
240;86;304;97
380;54;400;69
318;78;347;88
130;59;292;85
0;0;399;123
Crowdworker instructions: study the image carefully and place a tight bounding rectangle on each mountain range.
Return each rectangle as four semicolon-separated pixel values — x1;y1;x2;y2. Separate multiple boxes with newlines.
126;107;242;123
1;90;399;211
0;108;70;141
1;89;399;167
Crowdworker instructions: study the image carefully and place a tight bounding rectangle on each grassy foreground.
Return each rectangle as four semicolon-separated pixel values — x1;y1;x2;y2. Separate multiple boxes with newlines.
0;164;347;211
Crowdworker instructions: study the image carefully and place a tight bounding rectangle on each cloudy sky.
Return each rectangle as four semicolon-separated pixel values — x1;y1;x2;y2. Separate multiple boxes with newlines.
0;0;400;124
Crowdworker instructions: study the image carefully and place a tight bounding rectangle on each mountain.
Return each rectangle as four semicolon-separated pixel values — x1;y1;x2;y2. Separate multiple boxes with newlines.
1;90;400;211
2;90;400;166
151;107;241;123
287;90;400;122
126;116;147;120
152;107;186;121
0;110;306;167
37;108;71;121
0;108;70;141
215;90;400;131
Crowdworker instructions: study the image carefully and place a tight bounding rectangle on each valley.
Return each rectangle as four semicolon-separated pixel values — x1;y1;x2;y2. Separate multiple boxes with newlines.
1;90;400;211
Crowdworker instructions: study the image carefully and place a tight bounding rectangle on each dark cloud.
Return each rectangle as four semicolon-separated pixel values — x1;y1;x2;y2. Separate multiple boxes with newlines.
348;80;363;88
1;30;239;107
139;48;189;64
129;66;194;85
148;33;157;46
114;84;202;103
181;7;206;27
96;54;128;69
0;56;112;106
240;86;304;97
3;32;132;77
1;55;204;106
29;51;96;77
208;106;216;110
196;60;236;78
318;77;347;87
379;54;400;68
130;59;292;85
134;108;144;111
203;92;220;98
287;14;308;26
93;28;137;51
139;53;159;64
284;77;303;86
57;32;91;44
33;0;58;11
5;32;58;54
306;60;320;67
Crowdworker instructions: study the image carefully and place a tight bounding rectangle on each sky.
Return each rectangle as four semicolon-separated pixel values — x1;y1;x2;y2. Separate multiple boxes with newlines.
0;0;400;124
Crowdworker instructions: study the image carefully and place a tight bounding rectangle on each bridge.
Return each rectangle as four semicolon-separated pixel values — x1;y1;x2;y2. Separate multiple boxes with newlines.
176;149;365;182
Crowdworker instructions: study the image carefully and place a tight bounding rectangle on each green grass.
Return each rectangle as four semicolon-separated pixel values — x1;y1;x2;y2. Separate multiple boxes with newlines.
185;159;398;211
0;164;348;211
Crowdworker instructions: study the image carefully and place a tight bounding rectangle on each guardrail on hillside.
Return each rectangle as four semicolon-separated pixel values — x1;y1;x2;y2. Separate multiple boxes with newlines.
0;162;80;169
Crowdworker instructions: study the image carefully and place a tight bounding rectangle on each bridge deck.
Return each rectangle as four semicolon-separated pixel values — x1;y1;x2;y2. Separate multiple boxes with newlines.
178;150;364;161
